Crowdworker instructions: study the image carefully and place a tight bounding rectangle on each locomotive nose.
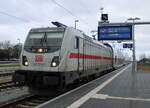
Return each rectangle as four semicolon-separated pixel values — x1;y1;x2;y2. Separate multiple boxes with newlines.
21;51;61;72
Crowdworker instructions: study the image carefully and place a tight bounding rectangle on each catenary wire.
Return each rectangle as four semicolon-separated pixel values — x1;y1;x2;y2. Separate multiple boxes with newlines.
51;0;94;30
0;11;29;22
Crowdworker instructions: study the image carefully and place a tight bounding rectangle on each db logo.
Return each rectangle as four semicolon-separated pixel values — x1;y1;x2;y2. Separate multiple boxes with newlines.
35;55;43;62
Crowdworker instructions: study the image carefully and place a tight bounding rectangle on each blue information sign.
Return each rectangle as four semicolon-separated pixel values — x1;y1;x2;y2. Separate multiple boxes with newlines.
123;43;133;48
98;25;132;40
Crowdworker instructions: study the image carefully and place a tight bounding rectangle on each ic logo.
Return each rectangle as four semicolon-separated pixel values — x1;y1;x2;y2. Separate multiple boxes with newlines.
35;55;43;62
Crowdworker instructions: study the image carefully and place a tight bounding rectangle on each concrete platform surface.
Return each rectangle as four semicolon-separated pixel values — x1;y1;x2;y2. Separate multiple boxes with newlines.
37;64;150;108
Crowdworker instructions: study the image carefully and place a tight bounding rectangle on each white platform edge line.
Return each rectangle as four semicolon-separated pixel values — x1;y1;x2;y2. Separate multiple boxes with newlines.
67;64;130;108
35;64;130;108
93;93;150;102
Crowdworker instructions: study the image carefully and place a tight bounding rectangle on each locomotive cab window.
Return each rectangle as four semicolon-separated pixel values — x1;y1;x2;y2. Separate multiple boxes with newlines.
24;31;64;53
75;36;79;49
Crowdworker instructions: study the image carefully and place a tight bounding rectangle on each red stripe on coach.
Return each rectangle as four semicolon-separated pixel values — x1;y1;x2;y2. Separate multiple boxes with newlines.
69;53;113;60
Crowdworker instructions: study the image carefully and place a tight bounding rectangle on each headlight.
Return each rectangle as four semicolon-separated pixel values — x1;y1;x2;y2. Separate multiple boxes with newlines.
37;48;43;53
52;62;57;67
51;56;59;67
24;61;29;66
22;56;29;66
32;48;47;53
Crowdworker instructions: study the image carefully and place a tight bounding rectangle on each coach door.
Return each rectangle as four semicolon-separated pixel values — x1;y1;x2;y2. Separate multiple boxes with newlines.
75;37;84;75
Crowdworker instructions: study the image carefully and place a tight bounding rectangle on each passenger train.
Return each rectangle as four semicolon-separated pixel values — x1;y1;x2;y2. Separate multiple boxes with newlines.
13;22;126;90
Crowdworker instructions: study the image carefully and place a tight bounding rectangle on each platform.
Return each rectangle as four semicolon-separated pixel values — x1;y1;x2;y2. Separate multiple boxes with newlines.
37;64;150;108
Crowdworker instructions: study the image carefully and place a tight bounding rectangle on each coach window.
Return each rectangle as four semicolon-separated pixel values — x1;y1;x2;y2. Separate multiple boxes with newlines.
75;36;79;49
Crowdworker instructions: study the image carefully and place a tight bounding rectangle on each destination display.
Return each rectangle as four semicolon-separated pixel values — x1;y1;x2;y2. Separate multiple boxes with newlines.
98;25;132;40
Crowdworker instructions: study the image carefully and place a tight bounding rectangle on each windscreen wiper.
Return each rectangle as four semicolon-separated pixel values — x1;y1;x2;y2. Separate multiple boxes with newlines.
40;33;47;47
43;33;47;43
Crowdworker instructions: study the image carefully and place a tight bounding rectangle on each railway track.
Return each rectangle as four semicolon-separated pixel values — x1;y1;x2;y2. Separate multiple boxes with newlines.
0;71;15;89
0;67;18;72
0;95;51;108
0;72;15;91
0;81;16;90
0;71;13;76
0;71;14;83
0;81;23;92
0;76;12;85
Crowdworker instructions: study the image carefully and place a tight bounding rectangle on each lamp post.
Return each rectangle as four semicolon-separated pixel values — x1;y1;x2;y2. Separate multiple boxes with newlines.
75;20;79;29
127;17;141;72
17;38;21;59
17;38;20;45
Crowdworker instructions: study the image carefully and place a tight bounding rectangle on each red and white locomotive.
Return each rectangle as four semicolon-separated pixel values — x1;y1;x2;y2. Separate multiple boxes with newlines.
13;22;125;90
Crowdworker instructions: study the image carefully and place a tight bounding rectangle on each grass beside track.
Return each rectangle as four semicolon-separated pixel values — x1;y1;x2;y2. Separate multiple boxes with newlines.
0;64;19;67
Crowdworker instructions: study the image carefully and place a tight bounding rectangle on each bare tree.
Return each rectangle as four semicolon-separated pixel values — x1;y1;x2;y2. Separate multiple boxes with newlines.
0;40;22;60
0;42;3;49
12;44;22;58
3;41;11;49
2;41;13;60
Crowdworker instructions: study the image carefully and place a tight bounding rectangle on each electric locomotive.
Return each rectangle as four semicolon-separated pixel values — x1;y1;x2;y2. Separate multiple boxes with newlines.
13;22;124;90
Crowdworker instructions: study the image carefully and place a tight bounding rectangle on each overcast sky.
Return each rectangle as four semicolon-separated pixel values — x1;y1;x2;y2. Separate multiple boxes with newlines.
0;0;150;59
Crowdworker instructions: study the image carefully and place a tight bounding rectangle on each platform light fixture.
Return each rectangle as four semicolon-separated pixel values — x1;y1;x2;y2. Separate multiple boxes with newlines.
75;20;79;29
